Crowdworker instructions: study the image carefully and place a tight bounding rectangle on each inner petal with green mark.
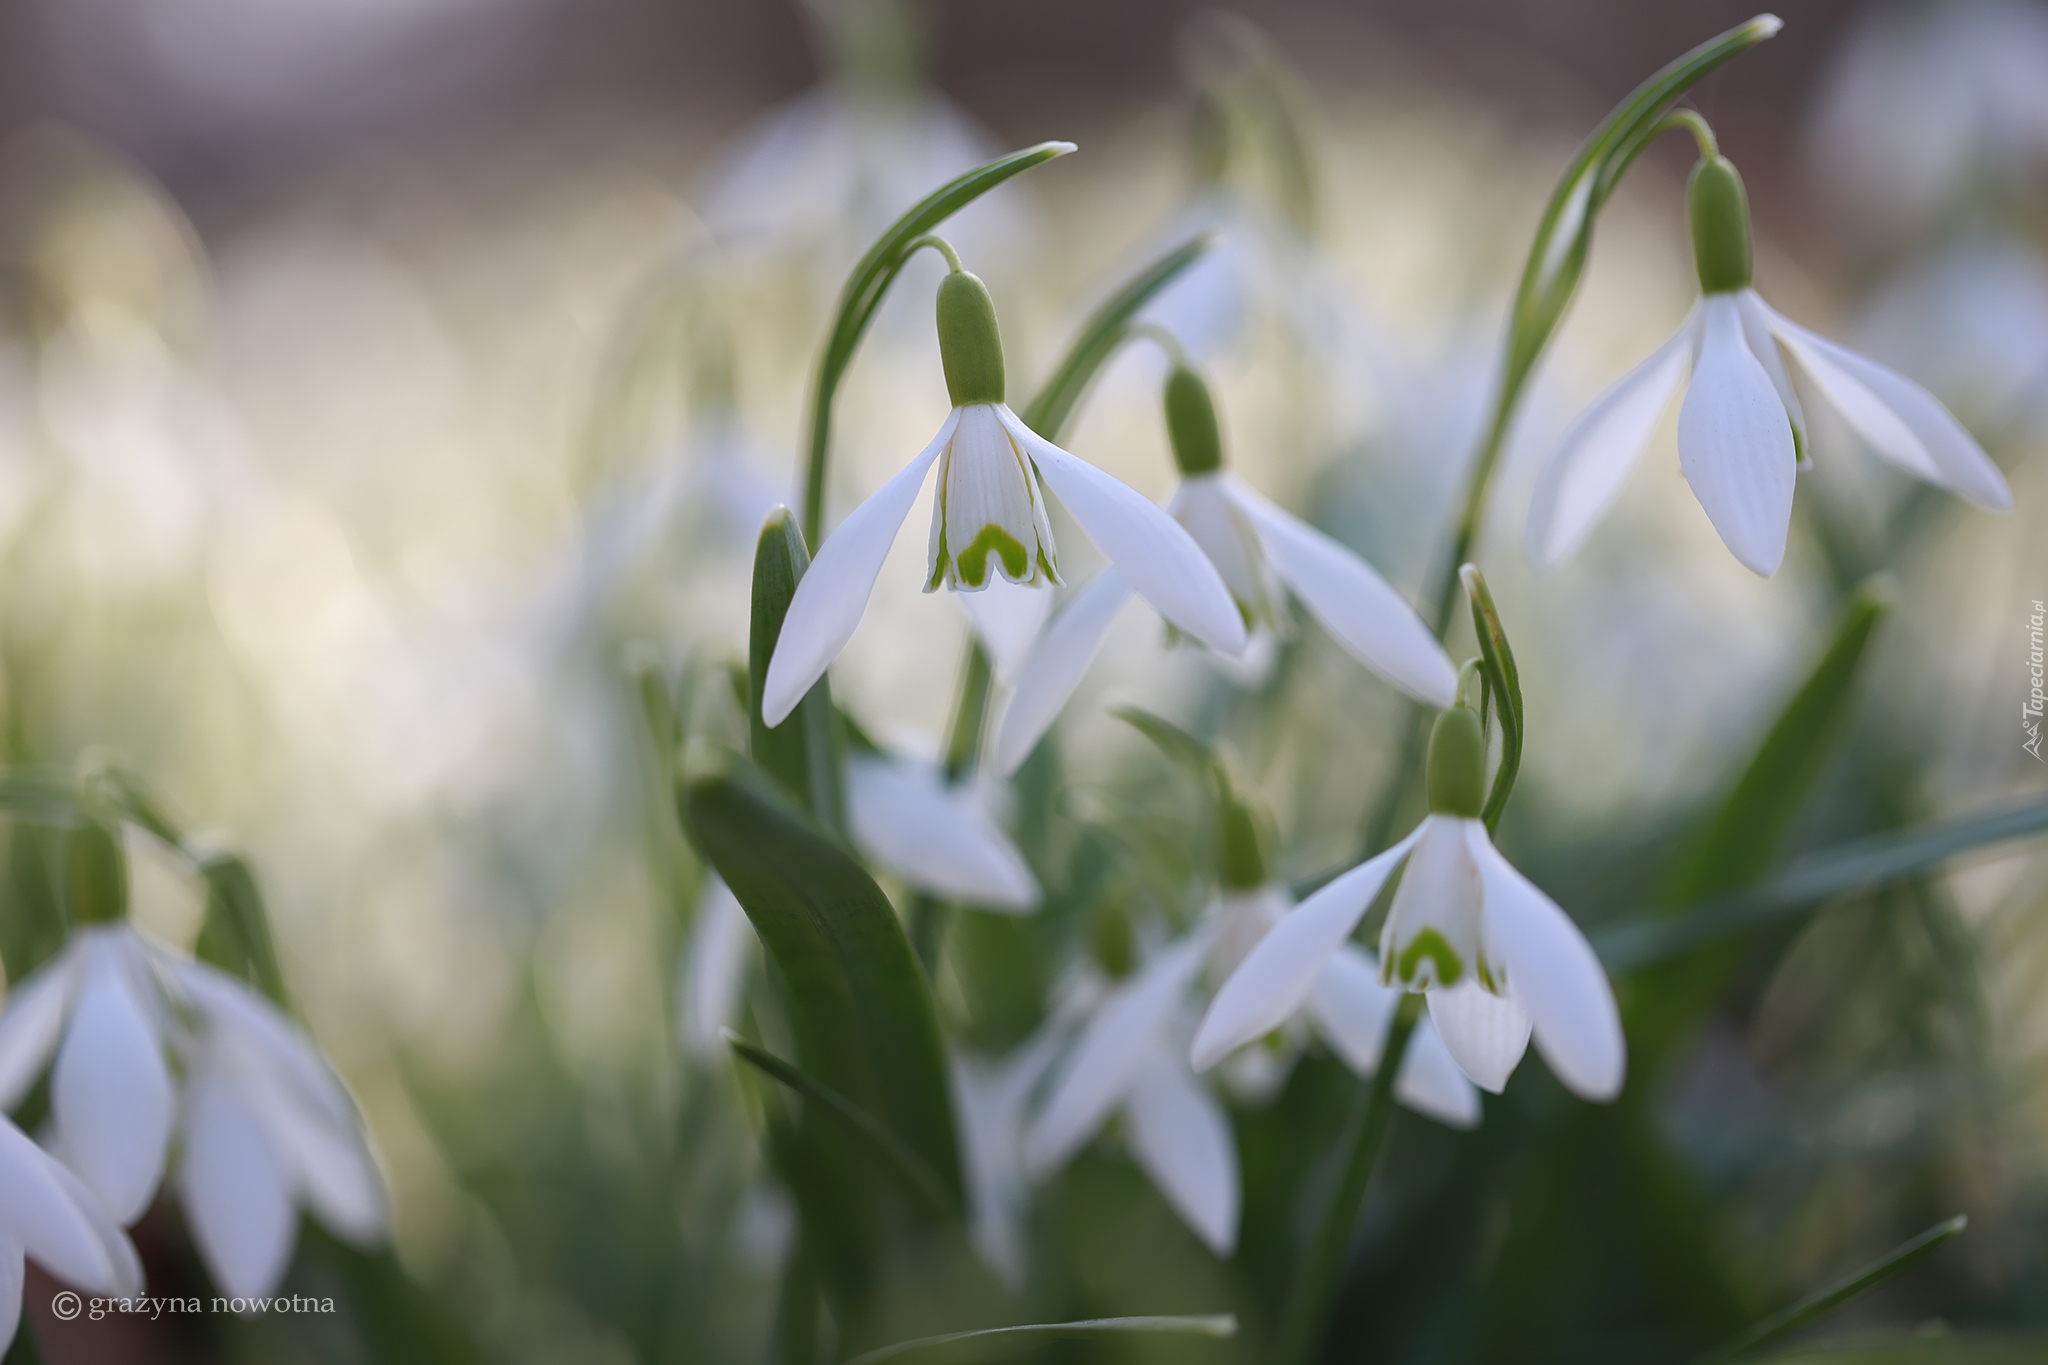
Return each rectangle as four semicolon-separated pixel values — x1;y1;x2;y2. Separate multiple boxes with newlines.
926;402;1060;592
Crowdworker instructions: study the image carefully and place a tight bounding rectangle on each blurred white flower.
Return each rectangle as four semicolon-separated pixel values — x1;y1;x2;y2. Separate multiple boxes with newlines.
0;1114;142;1352
997;461;1456;774
1529;158;2012;578
950;1027;1066;1289
678;877;755;1061
1193;710;1625;1102
845;752;1040;911
0;925;386;1299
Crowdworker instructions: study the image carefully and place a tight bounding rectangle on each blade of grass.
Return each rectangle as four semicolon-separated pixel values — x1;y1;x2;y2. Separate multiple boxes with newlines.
840;1314;1237;1365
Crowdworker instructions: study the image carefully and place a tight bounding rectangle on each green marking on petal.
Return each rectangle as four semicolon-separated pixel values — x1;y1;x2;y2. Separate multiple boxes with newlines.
957;524;1030;588
1394;927;1464;988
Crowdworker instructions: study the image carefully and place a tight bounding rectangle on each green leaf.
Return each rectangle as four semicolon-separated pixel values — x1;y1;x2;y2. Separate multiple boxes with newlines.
0;770;81;826
1597;795;2048;971
1459;564;1524;832
1019;233;1214;438
193;854;291;1008
1660;578;1892;907
725;1033;959;1220
1113;706;1218;777
679;755;962;1208
750;507;843;827
1696;1216;1966;1365
839;1314;1238;1365
1749;1336;2048;1364
802;141;1075;546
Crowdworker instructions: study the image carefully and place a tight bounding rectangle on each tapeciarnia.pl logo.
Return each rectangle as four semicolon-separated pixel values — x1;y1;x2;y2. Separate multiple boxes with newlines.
2027;599;2045;762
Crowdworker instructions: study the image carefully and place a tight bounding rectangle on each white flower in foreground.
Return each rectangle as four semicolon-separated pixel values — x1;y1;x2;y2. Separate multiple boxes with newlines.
1528;153;2013;578
0;1114;141;1351
1192;707;1625;1101
760;268;1246;727
0;827;384;1300
996;365;1455;775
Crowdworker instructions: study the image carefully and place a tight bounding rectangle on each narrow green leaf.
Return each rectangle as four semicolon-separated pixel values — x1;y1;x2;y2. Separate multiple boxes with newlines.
1749;1334;2048;1364
802;141;1075;546
1459;565;1523;832
725;1032;959;1220
1696;1216;1967;1365
1113;705;1217;776
680;756;962;1207
1020;233;1214;438
1598;796;2048;971
750;507;842;826
0;771;79;826
840;1314;1238;1365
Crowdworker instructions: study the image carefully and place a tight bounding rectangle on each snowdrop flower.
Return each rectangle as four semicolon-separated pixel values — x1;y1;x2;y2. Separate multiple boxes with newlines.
678;877;755;1060
951;1026;1068;1288
0;1114;141;1352
844;749;1039;910
1022;932;1240;1255
760;262;1247;727
0;824;385;1300
1192;707;1625;1101
1528;151;2013;578
997;363;1455;774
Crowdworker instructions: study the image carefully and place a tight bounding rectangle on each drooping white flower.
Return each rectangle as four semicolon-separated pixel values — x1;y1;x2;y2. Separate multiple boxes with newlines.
1528;153;2013;579
995;365;1455;775
844;751;1040;911
950;1025;1068;1289
0;901;385;1300
760;269;1247;728
0;1113;141;1352
1191;708;1625;1101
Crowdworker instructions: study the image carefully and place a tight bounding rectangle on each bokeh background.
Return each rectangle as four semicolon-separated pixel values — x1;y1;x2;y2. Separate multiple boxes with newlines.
1;0;2045;1360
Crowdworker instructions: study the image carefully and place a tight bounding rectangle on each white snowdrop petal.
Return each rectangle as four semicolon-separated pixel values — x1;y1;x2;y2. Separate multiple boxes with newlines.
994;569;1132;777
1304;944;1401;1075
1425;980;1531;1095
933;405;1058;591
0;1118;125;1294
1677;293;1797;576
1734;291;1808;463
1526;307;1696;572
1191;829;1421;1072
1395;1018;1484;1130
1226;477;1457;707
682;877;756;1059
1767;303;2014;510
1169;476;1266;613
960;578;1053;685
845;756;1039;911
1380;817;1486;990
236;1060;386;1245
40;1155;143;1297
180;1060;297;1300
170;959;356;1126
0;950;80;1111
999;407;1247;657
0;1237;20;1355
53;936;172;1224
1025;934;1210;1176
1124;1053;1239;1257
1466;826;1625;1101
760;410;957;727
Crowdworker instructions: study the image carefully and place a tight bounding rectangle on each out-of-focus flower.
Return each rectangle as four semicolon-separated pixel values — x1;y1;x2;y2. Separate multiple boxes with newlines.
0;1115;142;1352
1193;708;1625;1101
0;826;384;1299
845;750;1039;910
678;877;754;1061
761;269;1245;725
951;1026;1067;1289
1528;155;2012;578
997;363;1456;774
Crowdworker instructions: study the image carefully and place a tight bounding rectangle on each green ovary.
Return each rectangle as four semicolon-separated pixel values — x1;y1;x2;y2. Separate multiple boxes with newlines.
1394;928;1465;988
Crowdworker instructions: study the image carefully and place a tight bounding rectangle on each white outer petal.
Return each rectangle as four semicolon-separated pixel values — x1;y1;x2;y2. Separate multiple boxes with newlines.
1304;943;1400;1075
1225;477;1457;707
959;578;1053;684
1526;306;1697;572
1734;291;1808;464
994;569;1132;776
40;1157;143;1296
998;406;1247;657
1395;1018;1484;1130
1466;825;1625;1101
1764;300;2014;510
760;410;957;727
0;1237;18;1354
682;877;756;1059
180;1052;297;1300
235;1052;387;1246
845;756;1039;911
169;957;354;1126
53;933;172;1224
0;1116;133;1294
1024;933;1209;1176
1124;1051;1239;1257
0;947;82;1111
1678;293;1797;576
1190;827;1422;1072
1425;980;1531;1095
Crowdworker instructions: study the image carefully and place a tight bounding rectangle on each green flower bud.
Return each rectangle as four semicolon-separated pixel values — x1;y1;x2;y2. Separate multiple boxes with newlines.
67;820;128;925
1088;894;1136;980
1164;366;1225;476
1688;155;1753;294
1215;771;1269;890
1425;706;1487;819
936;270;1005;407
